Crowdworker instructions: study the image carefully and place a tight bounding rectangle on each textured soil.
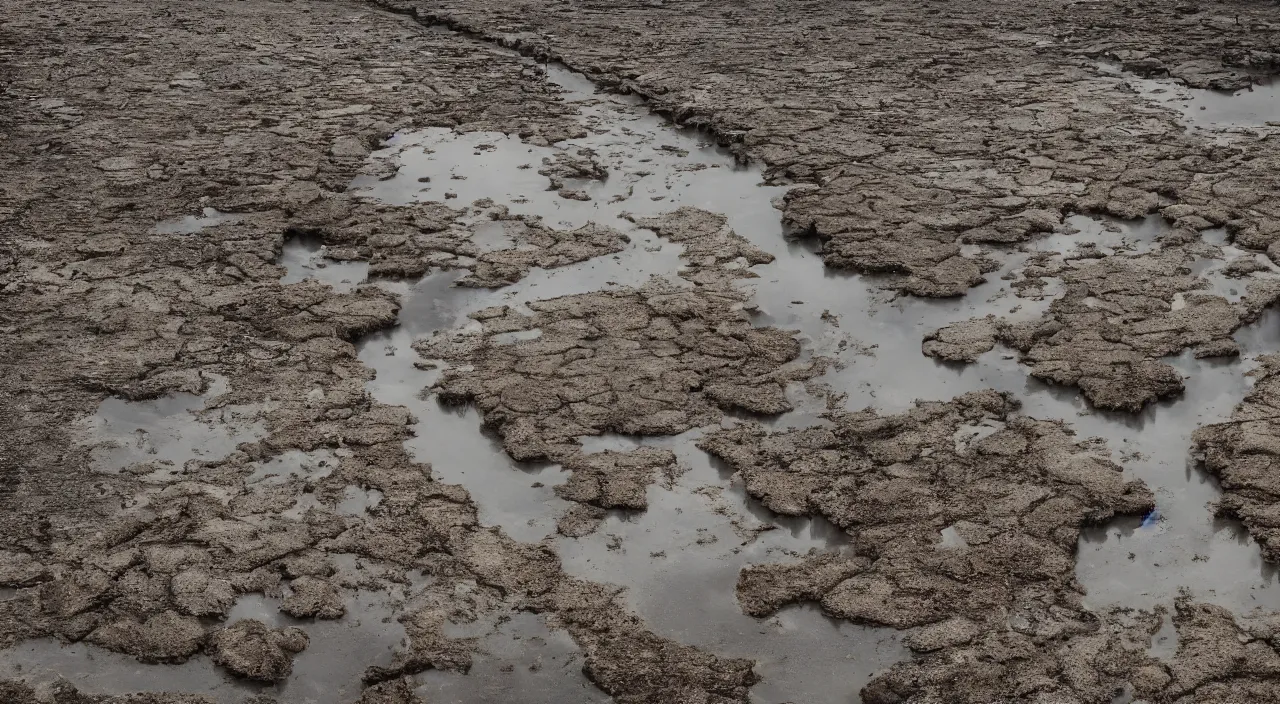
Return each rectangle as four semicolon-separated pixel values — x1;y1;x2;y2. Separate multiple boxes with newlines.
0;1;758;701
6;0;1280;702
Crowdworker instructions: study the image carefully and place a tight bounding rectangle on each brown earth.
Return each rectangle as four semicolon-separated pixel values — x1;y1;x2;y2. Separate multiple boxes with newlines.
6;0;1280;702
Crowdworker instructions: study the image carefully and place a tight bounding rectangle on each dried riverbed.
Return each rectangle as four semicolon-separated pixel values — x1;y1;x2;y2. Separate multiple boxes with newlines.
6;1;1280;703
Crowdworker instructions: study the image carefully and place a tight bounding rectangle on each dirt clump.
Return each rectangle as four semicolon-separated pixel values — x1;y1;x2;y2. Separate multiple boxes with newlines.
280;576;346;619
207;619;309;681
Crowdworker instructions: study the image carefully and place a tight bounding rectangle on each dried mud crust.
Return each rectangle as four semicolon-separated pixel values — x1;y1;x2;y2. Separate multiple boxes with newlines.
417;207;825;532
926;217;1280;411
377;0;1280;298
1195;355;1280;564
0;0;758;701
864;597;1280;704
701;390;1154;629
701;391;1280;702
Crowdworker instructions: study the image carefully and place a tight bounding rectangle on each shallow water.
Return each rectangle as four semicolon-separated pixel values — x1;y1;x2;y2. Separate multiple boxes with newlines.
1103;63;1280;132
415;613;609;704
0;640;255;704
77;374;264;478
0;589;408;704
566;431;907;703
279;234;370;293
323;56;916;701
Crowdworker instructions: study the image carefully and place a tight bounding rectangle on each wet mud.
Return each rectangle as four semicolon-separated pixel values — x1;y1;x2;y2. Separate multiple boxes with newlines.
8;0;1280;703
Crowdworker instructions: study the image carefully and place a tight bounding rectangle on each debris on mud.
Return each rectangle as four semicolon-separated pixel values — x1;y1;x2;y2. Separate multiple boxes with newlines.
280;576;347;620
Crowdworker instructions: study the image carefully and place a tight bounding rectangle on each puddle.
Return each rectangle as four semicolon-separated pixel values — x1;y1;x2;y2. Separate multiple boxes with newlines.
352;68;782;238
1147;612;1178;661
77;374;264;476
279;234;371;293
1030;214;1165;256
246;449;337;485
1191;234;1280;304
470;220;520;253
224;591;405;704
1103;63;1280;132
1074;351;1280;614
415;613;608;704
337;486;384;515
155;208;243;235
0;640;256;704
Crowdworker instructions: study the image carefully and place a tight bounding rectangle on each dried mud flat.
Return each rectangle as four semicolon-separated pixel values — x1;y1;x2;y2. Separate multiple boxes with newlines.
5;0;1280;703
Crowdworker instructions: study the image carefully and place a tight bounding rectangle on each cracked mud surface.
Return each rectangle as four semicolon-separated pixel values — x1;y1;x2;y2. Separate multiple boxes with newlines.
7;0;1280;702
704;390;1155;629
418;207;822;532
925;218;1280;411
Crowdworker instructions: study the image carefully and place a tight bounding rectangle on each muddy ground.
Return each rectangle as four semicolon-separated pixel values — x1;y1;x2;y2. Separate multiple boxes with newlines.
4;0;1280;703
